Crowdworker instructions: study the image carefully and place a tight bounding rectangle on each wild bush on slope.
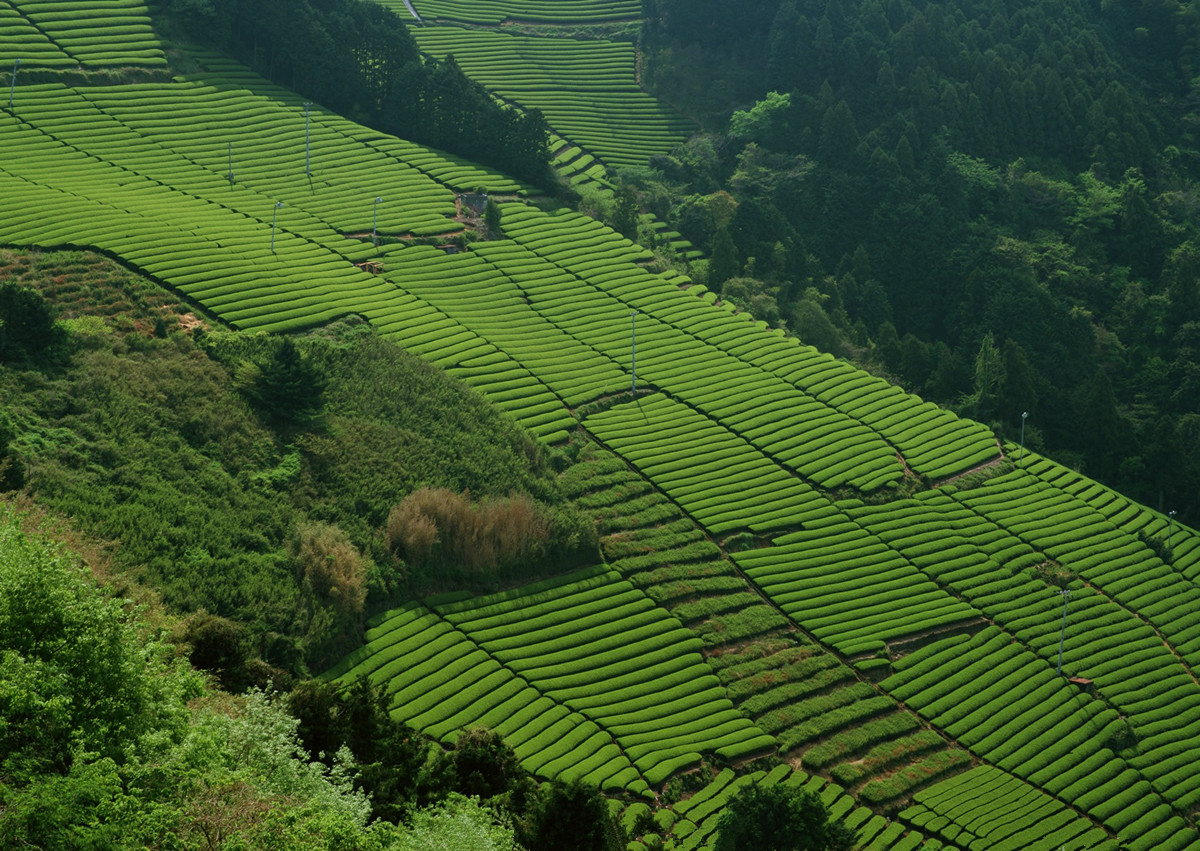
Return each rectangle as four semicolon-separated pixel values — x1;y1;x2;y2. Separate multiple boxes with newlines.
0;509;394;848
385;487;598;586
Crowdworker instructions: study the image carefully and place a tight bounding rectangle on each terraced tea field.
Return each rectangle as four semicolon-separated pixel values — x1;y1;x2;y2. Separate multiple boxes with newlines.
5;5;1200;848
369;0;695;188
374;0;639;24
3;0;165;68
410;27;693;171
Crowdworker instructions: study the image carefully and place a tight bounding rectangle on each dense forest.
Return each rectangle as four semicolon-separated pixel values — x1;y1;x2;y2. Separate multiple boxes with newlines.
633;0;1200;523
152;0;553;186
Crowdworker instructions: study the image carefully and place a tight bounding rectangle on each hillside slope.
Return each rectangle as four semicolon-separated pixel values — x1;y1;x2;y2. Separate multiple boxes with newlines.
2;3;1199;849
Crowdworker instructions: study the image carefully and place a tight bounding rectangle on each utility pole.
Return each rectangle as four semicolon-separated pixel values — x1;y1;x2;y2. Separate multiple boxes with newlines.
631;311;637;393
304;102;312;177
1055;588;1071;676
7;58;19;110
271;201;284;253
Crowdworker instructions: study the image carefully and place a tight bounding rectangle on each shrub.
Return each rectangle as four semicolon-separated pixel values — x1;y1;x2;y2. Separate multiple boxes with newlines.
296;522;368;618
521;778;622;851
712;783;856;851
1137;529;1173;565
181;610;250;691
385;488;596;585
291;522;372;670
0;281;67;365
451;727;524;803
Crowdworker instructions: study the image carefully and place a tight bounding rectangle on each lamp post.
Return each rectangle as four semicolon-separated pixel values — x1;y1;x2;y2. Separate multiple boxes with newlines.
304;102;312;177
1019;411;1028;464
271;201;284;253
7;58;19;110
373;196;383;247
1055;588;1071;676
631;311;637;393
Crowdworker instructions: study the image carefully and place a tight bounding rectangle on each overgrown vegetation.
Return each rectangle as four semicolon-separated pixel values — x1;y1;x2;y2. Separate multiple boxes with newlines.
0;250;593;676
0;509;360;846
385;487;597;589
288;679;620;850
631;0;1200;523
0;510;553;848
712;782;856;851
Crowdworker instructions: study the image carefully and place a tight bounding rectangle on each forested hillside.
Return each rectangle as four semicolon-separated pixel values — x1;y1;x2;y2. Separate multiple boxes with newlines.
637;0;1200;521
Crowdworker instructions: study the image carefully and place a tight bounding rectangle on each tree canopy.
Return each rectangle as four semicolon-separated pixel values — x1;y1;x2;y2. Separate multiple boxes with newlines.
632;0;1200;521
712;783;856;851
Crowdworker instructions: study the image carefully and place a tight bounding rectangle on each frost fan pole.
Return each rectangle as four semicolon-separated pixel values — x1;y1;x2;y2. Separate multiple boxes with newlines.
7;58;19;110
1055;588;1070;676
1019;411;1028;463
631;311;637;393
373;196;383;248
304;102;312;177
271;201;283;253
227;142;234;185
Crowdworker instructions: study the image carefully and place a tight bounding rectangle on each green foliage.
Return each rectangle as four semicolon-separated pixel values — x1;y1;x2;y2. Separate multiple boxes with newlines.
1137;529;1173;565
661;764;714;805
639;0;1200;520
181;611;251;691
0;412;24;492
0;265;568;672
0;281;66;365
483;198;504;240
290;677;445;823
611;184;641;240
393;795;521;851
730;91;791;144
0;510;168;769
0;514;394;849
522;778;621;851
711;783;856;851
707;225;740;290
247;337;327;428
451;728;525;804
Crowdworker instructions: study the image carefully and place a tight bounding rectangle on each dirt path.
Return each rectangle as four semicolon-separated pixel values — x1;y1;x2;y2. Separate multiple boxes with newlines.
933;446;1006;488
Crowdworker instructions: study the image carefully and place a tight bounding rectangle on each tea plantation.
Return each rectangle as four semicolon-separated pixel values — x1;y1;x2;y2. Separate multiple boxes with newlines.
376;0;694;188
3;2;1200;849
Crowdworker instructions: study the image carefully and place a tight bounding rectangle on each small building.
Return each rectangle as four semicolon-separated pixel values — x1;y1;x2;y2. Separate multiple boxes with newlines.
461;192;488;217
1068;676;1095;695
355;260;384;275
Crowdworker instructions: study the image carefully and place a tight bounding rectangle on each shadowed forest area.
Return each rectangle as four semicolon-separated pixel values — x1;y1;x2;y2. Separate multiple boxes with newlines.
629;0;1200;522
